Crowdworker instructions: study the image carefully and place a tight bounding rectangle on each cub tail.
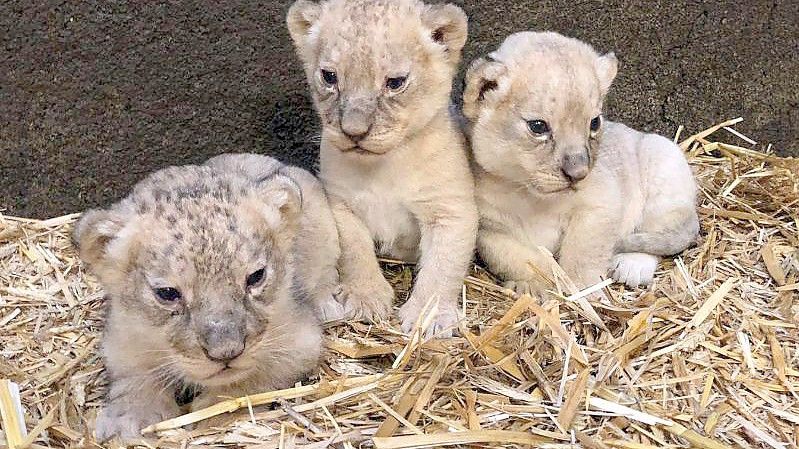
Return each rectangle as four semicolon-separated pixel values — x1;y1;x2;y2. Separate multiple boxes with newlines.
619;208;699;257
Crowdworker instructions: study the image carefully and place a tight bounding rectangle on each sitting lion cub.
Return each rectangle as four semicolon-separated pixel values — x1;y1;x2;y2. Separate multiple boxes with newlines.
74;154;338;441
287;0;478;337
463;32;699;291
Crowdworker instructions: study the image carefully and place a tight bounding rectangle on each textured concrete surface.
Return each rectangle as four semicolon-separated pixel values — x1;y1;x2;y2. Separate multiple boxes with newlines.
1;0;797;218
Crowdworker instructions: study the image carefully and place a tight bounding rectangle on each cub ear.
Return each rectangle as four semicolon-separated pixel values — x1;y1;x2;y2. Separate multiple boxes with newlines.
287;0;322;55
251;172;303;233
421;3;468;64
463;57;508;121
72;209;128;268
596;52;618;95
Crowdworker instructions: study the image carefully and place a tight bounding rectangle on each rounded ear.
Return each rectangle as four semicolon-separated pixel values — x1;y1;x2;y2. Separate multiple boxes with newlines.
252;173;303;233
421;3;468;64
462;57;508;121
596;52;618;95
287;0;322;55
72;209;124;267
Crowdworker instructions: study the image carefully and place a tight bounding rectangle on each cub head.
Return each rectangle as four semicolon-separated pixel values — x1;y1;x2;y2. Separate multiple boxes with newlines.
73;165;305;387
463;32;618;194
287;0;467;156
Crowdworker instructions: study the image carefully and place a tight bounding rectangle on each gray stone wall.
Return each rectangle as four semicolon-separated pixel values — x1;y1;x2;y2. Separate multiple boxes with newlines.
1;0;796;218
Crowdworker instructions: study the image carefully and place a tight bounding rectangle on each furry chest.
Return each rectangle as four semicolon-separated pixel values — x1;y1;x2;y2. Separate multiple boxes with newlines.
345;187;420;261
517;211;564;253
483;185;566;254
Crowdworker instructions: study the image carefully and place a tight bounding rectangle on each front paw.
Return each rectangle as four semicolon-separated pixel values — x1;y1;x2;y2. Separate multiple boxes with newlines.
399;296;461;339
316;294;347;322
611;252;659;288
335;278;395;323
95;399;180;442
502;279;548;297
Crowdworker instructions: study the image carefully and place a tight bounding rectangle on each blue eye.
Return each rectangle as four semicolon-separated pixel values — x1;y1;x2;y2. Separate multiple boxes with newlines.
590;116;602;132
527;120;550;135
246;268;266;288
321;69;337;86
154;287;181;303
386;76;407;91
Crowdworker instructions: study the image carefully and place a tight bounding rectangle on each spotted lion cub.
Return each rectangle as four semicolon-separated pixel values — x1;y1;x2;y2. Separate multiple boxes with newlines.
463;32;699;291
287;0;478;337
73;154;339;442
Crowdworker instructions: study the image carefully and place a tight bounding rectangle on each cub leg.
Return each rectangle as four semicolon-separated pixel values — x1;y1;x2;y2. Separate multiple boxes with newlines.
304;253;345;323
614;135;697;289
621;134;699;257
558;209;620;288
399;207;477;339
611;252;661;288
95;376;181;442
329;201;394;322
295;187;346;322
478;228;556;296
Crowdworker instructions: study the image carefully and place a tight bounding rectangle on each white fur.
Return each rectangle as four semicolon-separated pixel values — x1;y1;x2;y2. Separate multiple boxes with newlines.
612;252;660;288
464;32;699;291
288;0;478;337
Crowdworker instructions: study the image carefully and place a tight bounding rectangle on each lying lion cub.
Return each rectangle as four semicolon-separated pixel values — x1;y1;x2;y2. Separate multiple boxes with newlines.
74;154;337;441
463;32;699;291
287;0;478;337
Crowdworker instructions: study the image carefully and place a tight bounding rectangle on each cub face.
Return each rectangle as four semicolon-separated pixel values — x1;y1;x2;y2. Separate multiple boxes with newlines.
287;0;467;155
74;166;303;387
464;32;618;194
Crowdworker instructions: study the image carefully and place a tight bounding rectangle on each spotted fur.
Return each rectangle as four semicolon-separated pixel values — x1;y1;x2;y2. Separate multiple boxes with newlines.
74;154;340;442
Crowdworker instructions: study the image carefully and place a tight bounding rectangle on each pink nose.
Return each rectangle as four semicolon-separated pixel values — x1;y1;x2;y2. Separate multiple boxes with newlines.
562;153;590;182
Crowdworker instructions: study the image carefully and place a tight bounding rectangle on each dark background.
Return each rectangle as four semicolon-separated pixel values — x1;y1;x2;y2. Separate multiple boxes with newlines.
2;1;797;218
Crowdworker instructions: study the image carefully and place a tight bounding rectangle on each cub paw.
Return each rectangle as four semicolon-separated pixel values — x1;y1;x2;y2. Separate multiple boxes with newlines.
502;279;548;297
399;297;461;340
95;399;179;442
334;279;395;323
611;252;660;288
316;294;347;322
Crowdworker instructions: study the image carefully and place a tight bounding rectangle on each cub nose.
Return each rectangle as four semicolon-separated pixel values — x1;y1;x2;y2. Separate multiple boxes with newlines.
340;105;374;144
342;128;370;143
562;152;590;182
200;319;246;363
203;342;244;364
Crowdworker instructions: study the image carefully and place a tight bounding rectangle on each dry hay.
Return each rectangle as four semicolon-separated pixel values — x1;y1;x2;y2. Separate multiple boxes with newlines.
1;119;798;449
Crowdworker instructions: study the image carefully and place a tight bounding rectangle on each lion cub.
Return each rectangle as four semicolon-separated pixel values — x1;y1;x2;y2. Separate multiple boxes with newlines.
74;154;339;441
287;0;478;337
463;32;699;291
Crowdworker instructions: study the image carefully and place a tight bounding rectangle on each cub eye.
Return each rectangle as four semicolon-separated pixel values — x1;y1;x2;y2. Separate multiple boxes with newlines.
246;268;266;288
527;120;550;135
154;287;182;303
321;69;338;86
590;116;602;133
386;76;407;91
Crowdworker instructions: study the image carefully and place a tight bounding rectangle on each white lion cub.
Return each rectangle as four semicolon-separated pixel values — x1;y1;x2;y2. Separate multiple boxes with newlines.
287;0;478;337
463;32;699;291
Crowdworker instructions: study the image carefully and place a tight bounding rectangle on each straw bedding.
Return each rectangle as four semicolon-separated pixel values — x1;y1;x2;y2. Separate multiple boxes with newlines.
1;119;797;449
